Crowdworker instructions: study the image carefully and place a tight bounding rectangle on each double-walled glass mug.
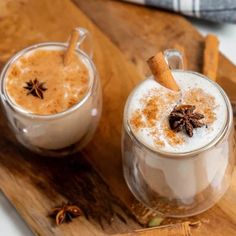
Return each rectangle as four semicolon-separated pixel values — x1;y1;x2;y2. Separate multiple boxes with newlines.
0;27;102;156
122;50;235;217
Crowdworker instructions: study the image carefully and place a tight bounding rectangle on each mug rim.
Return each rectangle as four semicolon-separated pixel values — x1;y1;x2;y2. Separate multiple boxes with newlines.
123;70;233;159
0;42;96;120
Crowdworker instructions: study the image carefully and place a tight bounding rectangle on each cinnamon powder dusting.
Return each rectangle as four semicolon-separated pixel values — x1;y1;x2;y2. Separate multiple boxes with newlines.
155;139;165;147
130;88;180;148
6;49;89;115
9;65;21;77
150;130;165;148
130;109;145;131
164;129;184;146
129;87;217;149
183;88;216;124
161;120;185;146
142;97;160;127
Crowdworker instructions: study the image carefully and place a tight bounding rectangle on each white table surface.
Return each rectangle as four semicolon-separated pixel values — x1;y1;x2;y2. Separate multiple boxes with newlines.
0;17;236;236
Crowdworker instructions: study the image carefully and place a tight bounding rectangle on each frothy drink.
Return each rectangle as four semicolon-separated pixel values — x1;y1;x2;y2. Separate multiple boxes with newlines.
128;72;227;153
6;48;89;115
126;71;230;202
1;43;101;153
122;50;234;217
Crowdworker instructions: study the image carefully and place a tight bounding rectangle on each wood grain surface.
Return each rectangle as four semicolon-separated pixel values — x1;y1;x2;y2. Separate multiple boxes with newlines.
0;0;235;235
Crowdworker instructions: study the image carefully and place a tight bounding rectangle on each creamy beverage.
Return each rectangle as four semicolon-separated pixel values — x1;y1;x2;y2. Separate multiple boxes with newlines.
122;50;234;217
128;72;227;153
0;39;101;155
3;45;96;151
126;72;229;201
6;48;90;115
123;71;234;216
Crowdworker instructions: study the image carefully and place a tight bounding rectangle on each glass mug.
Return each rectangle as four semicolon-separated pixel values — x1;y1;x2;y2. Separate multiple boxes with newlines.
122;49;235;217
0;27;102;156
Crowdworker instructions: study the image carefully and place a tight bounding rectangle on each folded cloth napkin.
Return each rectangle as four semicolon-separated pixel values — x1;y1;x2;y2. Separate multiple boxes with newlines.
122;0;236;23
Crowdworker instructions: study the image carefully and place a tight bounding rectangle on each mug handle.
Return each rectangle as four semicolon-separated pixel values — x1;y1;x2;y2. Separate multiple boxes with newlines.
74;27;93;59
163;49;184;70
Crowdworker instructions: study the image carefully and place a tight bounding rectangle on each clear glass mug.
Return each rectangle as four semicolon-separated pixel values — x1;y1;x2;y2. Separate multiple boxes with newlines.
122;50;235;217
0;27;102;157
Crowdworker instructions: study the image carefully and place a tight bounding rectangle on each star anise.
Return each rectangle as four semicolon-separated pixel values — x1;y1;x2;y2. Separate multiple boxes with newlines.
169;105;205;137
24;79;47;99
50;202;83;225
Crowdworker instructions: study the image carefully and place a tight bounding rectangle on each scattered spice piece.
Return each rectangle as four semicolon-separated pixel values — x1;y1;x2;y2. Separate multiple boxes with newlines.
24;78;47;99
148;216;164;227
50;202;83;225
169;105;205;137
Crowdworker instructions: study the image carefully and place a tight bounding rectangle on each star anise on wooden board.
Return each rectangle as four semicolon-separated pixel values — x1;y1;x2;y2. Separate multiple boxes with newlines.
24;79;47;99
50;202;83;225
169;105;205;137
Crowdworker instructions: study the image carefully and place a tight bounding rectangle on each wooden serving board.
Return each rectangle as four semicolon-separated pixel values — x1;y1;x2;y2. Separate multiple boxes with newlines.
76;1;236;235
0;0;235;235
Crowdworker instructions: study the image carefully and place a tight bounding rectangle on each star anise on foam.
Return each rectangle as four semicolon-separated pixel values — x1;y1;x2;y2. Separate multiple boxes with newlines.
24;79;47;99
50;202;83;225
169;105;205;137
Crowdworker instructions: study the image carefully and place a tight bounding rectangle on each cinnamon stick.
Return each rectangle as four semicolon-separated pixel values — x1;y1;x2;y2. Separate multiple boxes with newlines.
64;29;80;66
203;34;219;81
147;52;180;91
173;43;187;69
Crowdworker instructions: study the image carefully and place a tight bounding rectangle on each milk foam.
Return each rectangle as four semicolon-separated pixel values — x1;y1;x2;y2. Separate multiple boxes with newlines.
5;46;93;115
128;71;227;153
